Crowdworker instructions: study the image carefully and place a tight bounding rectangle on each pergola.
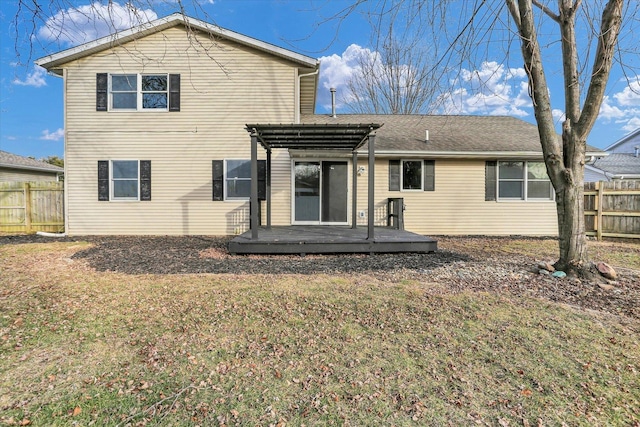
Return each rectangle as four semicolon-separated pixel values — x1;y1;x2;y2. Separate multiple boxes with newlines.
244;123;382;240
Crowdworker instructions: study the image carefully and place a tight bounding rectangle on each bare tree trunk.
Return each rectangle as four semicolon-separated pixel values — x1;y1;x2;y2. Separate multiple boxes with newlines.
507;0;624;275
555;184;587;271
553;109;589;274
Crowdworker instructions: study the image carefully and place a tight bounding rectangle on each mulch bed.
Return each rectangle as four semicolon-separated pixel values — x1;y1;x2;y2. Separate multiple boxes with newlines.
1;234;639;321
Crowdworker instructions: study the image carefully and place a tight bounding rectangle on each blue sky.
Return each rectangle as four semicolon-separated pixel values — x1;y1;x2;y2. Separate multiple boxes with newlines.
1;0;639;159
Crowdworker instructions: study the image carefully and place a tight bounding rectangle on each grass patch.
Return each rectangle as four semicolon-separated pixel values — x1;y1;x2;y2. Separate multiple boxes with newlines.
1;241;639;426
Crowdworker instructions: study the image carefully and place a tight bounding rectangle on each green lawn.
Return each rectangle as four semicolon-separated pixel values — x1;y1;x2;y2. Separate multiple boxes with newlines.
1;240;639;426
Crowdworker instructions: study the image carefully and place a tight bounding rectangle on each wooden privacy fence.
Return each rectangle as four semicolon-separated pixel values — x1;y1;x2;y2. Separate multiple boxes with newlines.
0;181;64;233
584;180;640;240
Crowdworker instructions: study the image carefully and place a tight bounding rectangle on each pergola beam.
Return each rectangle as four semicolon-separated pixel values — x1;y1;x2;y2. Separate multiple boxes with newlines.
245;123;382;241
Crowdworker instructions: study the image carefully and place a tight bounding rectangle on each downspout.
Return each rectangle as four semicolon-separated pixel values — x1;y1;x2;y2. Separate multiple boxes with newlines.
295;68;319;124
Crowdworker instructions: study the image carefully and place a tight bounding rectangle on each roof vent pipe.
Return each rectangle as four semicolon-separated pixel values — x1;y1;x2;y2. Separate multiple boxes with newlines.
330;87;337;118
635;145;639;157
425;130;429;142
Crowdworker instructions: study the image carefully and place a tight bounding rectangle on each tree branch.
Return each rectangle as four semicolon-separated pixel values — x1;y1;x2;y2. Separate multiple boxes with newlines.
510;0;564;187
559;1;581;125
532;0;560;23
576;0;624;139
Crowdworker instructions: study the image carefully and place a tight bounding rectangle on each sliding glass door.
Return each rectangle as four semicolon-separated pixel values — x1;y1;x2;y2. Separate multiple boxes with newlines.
294;161;348;224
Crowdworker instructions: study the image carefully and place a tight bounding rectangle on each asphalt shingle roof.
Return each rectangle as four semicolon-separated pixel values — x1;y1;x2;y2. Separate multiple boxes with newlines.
301;114;602;155
591;153;640;176
0;150;64;172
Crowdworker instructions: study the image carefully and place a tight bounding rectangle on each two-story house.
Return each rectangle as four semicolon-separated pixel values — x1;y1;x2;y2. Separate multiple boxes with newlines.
35;13;604;244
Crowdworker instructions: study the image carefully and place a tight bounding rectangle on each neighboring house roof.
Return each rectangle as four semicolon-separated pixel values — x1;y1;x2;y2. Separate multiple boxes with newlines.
588;153;640;179
604;127;640;152
302;114;603;158
0;150;64;173
36;13;320;115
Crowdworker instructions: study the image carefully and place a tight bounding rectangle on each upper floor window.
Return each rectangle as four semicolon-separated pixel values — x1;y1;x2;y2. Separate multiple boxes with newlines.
110;74;168;111
498;161;554;201
97;73;179;112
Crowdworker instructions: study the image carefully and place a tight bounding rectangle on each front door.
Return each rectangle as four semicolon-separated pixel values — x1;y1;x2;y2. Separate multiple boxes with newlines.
294;161;348;224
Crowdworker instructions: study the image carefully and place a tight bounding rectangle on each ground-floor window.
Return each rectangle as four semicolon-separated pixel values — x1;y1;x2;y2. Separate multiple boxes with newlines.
225;159;251;200
98;160;151;201
498;161;554;201
111;160;139;200
402;160;423;190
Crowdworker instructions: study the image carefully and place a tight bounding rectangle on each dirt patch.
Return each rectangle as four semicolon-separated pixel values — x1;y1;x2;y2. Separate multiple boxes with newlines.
1;234;638;320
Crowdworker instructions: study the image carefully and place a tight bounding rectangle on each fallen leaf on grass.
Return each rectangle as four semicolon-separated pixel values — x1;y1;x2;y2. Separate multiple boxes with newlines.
19;419;31;426
521;389;533;397
72;407;81;416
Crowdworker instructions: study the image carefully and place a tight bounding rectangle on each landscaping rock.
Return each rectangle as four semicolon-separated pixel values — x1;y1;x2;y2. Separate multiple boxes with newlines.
598;283;615;291
538;261;555;272
552;271;566;278
596;262;617;280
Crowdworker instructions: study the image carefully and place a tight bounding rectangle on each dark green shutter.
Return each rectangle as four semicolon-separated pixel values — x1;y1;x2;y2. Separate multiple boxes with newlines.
96;73;108;111
423;160;435;191
98;161;109;201
389;160;400;191
169;74;180;112
212;160;224;201
140;160;151;201
485;161;497;201
258;160;266;200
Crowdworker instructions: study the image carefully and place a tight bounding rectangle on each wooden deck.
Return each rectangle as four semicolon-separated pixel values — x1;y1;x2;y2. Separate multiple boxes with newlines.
228;226;437;255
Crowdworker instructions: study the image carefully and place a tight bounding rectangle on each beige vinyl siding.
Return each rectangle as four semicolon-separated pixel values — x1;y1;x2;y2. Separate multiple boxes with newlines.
0;168;60;182
354;158;558;236
63;27;297;235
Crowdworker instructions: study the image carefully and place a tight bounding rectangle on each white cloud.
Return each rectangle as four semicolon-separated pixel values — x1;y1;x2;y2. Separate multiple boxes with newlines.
597;79;640;135
13;65;47;88
318;44;374;110
598;96;626;120
438;61;531;117
620;116;640;132
40;128;65;141
38;1;158;46
613;78;640;107
552;109;566;123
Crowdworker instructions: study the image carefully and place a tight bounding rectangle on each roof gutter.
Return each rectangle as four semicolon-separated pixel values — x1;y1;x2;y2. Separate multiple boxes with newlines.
351;149;607;159
351;150;542;159
0;163;63;173
613;174;640;179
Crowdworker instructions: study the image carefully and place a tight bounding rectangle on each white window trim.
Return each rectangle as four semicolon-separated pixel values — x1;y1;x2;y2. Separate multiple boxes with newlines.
401;159;423;192
109;73;169;112
224;159;251;201
110;160;140;201
497;161;555;202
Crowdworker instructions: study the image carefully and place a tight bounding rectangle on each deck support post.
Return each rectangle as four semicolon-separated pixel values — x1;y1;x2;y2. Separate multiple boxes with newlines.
266;148;272;229
352;150;358;229
367;132;375;240
250;131;259;240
